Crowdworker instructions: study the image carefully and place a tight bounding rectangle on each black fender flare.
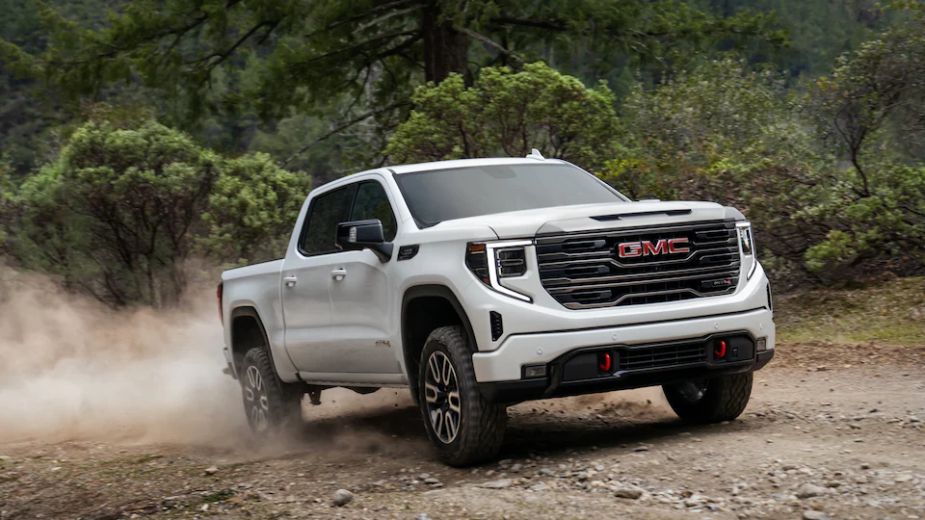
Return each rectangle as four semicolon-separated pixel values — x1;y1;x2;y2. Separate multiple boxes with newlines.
400;284;478;355
401;284;479;403
228;306;279;377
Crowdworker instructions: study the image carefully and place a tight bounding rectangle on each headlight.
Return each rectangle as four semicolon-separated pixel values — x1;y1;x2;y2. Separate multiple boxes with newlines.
736;222;757;279
496;247;527;277
466;240;532;302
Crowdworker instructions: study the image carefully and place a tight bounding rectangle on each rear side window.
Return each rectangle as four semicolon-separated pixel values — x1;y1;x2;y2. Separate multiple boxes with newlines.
299;185;356;255
351;181;397;240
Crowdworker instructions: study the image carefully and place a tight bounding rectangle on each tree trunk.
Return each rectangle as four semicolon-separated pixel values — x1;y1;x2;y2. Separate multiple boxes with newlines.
421;1;469;83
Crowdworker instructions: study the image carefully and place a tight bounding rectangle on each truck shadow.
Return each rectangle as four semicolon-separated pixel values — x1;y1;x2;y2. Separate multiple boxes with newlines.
502;413;742;460
287;401;761;464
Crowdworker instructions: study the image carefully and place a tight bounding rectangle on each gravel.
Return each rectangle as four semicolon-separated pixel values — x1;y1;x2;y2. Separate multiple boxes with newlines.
479;479;514;489
612;486;644;499
2;355;924;520
796;483;828;499
332;489;354;507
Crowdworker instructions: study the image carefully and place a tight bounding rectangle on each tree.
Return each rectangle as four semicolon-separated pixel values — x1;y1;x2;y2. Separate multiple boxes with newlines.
811;23;925;195
0;0;784;158
386;62;619;171
203;152;310;264
804;20;925;276
695;0;889;77
6;120;308;307
609;52;925;283
605;58;831;282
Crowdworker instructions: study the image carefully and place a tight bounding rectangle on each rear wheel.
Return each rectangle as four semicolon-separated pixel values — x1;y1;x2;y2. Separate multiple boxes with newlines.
240;347;303;434
663;372;753;424
418;326;507;466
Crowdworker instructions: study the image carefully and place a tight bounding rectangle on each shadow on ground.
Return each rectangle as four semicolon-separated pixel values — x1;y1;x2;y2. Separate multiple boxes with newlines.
266;398;739;466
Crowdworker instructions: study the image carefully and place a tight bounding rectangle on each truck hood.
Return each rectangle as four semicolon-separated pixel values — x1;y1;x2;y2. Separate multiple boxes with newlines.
432;201;744;239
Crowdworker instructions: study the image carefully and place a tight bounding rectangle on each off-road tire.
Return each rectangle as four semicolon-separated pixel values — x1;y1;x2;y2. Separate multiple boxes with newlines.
663;372;753;424
240;347;303;435
418;325;507;466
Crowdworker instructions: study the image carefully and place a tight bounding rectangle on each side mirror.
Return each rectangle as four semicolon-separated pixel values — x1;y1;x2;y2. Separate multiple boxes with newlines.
335;219;393;262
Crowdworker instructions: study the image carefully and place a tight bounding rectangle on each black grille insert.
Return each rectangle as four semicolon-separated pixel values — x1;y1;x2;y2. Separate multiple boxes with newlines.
618;342;707;371
536;220;740;309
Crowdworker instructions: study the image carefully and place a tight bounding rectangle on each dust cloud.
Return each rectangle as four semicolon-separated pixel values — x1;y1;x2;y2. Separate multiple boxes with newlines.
0;266;414;449
0;267;244;445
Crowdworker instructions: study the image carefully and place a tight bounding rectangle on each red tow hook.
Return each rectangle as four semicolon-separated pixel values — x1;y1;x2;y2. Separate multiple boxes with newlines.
597;351;613;373
714;339;728;360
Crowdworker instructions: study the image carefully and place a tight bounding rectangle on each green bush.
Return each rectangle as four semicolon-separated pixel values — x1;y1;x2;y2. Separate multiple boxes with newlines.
610;57;925;284
386;62;619;172
202;152;309;264
6;120;309;307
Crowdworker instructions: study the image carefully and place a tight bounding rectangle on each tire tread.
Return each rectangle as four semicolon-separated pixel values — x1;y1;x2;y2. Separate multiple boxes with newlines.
241;347;303;433
664;372;753;424
419;325;506;466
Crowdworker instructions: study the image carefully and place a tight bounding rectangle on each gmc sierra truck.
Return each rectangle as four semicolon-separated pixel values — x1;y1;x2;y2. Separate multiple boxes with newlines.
219;153;775;466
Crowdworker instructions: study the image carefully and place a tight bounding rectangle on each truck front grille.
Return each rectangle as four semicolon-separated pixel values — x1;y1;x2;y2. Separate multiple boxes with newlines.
536;220;740;309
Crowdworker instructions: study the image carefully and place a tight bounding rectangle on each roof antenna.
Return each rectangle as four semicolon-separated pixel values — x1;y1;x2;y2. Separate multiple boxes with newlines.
526;148;545;160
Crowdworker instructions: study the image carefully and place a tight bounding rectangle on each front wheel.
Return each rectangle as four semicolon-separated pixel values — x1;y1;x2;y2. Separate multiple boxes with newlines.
239;347;303;435
418;326;507;466
663;372;753;424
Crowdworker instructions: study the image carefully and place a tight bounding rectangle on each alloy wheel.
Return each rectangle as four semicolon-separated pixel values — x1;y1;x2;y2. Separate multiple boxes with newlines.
423;351;462;444
243;365;270;432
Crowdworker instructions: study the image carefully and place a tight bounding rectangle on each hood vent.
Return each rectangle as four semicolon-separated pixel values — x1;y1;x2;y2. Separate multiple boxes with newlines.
591;209;692;222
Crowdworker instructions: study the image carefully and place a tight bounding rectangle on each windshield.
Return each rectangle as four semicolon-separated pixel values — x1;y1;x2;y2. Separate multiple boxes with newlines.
394;163;627;227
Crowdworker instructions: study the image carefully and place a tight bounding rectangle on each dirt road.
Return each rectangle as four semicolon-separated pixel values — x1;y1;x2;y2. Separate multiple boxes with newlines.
2;342;924;520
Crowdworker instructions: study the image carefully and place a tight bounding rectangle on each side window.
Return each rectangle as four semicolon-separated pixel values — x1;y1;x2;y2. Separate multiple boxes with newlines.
351;181;397;241
299;185;357;255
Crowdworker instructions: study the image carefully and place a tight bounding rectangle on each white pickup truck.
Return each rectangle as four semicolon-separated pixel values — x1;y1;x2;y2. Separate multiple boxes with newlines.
219;154;775;466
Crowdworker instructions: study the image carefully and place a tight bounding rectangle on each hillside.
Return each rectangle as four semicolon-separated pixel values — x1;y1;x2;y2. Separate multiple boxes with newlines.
776;276;925;347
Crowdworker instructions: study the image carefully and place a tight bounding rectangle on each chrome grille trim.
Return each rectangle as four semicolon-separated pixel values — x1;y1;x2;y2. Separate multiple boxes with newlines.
536;220;741;309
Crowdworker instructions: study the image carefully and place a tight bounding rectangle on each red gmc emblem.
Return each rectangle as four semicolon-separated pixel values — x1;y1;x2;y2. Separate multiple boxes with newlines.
617;237;690;258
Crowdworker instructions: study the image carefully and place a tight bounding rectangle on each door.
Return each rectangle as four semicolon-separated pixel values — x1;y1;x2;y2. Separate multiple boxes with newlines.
328;180;402;376
281;184;356;374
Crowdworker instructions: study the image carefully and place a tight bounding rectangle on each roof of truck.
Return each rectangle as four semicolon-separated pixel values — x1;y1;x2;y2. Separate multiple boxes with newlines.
387;156;566;174
309;156;571;195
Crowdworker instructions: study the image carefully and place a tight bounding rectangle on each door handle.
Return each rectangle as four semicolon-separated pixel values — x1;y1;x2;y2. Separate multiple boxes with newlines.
283;275;298;288
331;267;347;281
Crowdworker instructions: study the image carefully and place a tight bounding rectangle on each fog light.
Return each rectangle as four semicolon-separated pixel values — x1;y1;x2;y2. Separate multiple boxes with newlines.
756;337;768;352
523;365;547;379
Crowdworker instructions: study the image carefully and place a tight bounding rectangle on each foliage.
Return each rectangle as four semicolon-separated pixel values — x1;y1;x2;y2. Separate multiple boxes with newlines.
803;22;925;277
5;120;307;307
0;161;13;248
694;0;890;77
0;0;788;168
604;59;800;199
386;62;619;171
608;49;925;283
202;152;310;264
605;59;820;278
1;0;925;308
15;0;786;97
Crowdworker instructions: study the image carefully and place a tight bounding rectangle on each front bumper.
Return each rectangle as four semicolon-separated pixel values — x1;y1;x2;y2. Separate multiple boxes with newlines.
480;347;773;403
472;306;774;402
